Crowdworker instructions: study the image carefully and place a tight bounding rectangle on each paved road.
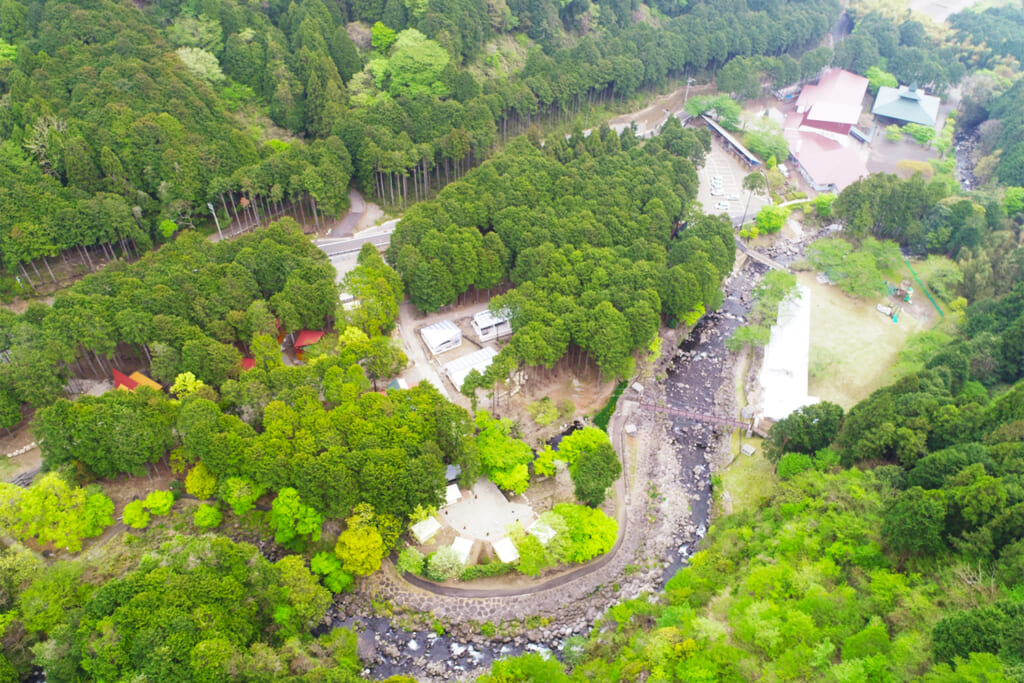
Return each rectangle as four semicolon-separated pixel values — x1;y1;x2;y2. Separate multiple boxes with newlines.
314;228;395;257
327;190;365;238
314;221;399;283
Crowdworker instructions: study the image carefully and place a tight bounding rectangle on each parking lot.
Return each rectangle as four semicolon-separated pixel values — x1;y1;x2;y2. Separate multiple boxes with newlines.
697;138;770;226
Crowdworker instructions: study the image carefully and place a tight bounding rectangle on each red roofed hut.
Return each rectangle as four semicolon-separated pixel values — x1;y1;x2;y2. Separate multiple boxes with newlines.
113;369;162;392
294;329;325;361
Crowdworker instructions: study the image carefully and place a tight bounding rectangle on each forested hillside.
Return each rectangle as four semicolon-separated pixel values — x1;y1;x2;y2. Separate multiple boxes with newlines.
482;267;1024;681
390;121;734;379
7;0;1024;679
0;0;839;292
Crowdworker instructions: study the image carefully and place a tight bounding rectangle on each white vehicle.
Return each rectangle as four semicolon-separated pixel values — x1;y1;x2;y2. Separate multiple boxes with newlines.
712;175;724;182
728;194;740;201
711;190;725;196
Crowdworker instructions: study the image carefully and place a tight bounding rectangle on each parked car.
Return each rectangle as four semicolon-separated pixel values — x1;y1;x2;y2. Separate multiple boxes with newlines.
711;190;725;196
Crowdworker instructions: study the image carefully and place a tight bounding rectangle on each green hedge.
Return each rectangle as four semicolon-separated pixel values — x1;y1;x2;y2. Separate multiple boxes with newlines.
594;381;627;432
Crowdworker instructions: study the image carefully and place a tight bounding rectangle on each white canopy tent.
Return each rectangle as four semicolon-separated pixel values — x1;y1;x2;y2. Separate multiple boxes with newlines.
451;536;474;565
420;320;462;355
410;517;441;544
492;537;520;564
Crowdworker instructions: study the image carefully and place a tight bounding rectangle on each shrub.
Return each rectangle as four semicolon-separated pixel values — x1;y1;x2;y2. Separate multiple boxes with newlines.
123;500;151;529
904;123;935;145
426;546;463;582
218;477;266;515
777;453;813;479
461;562;513;581
554;503;617;563
185;463;218;499
323;570;354;593
813;447;841;471
311;551;356;593
396;547;425;575
526;397;559;426
193;504;223;528
594;381;626;431
142;490;175;516
408;505;436;525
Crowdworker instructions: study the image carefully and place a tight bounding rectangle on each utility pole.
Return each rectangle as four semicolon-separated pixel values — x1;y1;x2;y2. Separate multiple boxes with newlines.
684;77;695;104
207;202;224;241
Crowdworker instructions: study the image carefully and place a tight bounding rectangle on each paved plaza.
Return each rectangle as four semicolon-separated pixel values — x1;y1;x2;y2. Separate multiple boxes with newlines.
439;479;536;541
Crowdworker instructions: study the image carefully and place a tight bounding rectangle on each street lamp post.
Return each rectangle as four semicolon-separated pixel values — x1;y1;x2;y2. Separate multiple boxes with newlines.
207;202;224;241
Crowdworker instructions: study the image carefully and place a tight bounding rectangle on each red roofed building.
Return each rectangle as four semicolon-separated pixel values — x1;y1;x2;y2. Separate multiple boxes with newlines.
113;368;136;391
294;330;325;349
794;69;869;138
240;358;256;372
783;126;869;194
293;329;325;362
113;369;162;392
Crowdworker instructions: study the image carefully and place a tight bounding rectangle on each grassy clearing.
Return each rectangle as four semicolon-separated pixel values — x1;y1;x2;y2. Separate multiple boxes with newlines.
801;272;932;408
0;457;18;480
722;435;776;513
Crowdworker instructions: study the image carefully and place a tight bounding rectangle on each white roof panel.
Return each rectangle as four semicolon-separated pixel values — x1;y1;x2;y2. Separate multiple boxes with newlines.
420;320;461;353
451;536;473;565
492;536;520;563
473;309;511;328
444;347;498;390
444;483;463;506
410;517;441;544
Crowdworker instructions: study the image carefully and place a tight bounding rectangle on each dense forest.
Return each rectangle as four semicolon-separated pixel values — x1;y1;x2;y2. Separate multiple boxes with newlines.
5;0;1024;679
0;0;840;294
389;120;734;379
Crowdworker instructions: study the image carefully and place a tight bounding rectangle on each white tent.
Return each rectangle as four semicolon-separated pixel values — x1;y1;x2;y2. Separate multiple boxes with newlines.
444;483;462;507
451;536;474;565
410;517;441;544
444;346;498;391
471;309;512;342
420;320;462;355
492;537;520;564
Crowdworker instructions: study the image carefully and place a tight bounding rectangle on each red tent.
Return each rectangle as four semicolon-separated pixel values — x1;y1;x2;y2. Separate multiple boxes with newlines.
240;358;256;371
294;330;325;348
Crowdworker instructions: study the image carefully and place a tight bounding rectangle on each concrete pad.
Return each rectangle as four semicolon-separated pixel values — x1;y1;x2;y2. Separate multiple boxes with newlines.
439;478;536;541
